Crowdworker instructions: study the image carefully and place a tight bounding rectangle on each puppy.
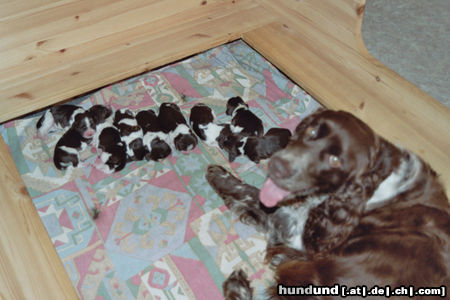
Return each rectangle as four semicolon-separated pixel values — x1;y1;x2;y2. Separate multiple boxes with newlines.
114;109;147;161
158;102;198;152
36;104;85;137
243;127;292;163
53;112;96;170
226;96;263;137
88;105;126;173
136;109;171;161
94;127;127;173
216;124;247;162
189;103;225;147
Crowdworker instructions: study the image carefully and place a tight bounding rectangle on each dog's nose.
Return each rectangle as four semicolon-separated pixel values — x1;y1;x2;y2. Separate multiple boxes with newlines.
269;157;292;179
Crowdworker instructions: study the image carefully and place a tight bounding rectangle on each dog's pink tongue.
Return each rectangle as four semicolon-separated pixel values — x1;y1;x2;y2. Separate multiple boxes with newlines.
260;178;291;207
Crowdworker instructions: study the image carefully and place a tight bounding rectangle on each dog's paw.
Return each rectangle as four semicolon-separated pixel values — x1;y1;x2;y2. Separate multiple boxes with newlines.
223;269;253;300
206;165;241;192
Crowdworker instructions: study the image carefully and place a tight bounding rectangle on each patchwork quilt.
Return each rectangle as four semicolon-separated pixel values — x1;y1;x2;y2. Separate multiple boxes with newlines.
0;40;321;299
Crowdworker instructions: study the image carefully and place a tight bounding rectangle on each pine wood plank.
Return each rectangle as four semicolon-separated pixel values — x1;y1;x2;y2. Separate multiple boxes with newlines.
0;0;274;122
0;138;78;299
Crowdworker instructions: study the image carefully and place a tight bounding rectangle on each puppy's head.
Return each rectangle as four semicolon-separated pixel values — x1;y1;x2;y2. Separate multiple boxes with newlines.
260;110;380;207
136;109;159;133
145;138;172;161
72;112;96;139
226;96;248;116
174;133;198;152
128;138;148;161
89;105;112;125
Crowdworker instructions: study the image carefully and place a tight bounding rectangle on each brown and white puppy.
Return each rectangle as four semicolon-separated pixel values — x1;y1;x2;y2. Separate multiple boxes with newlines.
136;109;171;161
53;111;96;170
114;109;147;161
88;105;127;173
207;109;449;299
243;127;292;163
36;104;85;137
226;96;263;137
216;124;246;162
189;103;225;147
158;102;197;152
94;127;127;173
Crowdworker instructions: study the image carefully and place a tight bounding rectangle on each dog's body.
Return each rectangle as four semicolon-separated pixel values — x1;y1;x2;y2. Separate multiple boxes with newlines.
244;127;292;163
136;109;172;161
37;104;85;137
158;102;198;152
114;109;147;161
53;112;96;170
226;97;263;137
95;127;127;173
88;105;127;173
189;103;224;147
207;109;449;299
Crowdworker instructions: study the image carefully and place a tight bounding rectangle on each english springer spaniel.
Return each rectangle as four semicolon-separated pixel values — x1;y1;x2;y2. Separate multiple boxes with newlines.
226;96;263;137
114;109;147;161
189;103;225;147
89;105;127;173
158;102;198;152
36;104;85;137
206;109;449;299
136;109;171;161
243;127;292;163
53;111;96;170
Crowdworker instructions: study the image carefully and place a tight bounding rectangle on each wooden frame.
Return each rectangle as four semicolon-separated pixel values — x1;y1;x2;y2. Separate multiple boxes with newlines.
0;0;448;298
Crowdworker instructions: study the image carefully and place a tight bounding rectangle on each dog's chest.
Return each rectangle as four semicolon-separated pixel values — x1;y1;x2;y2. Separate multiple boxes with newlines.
267;196;325;251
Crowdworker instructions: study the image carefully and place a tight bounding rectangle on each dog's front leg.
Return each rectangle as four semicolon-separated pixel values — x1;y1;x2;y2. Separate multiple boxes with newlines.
206;165;275;231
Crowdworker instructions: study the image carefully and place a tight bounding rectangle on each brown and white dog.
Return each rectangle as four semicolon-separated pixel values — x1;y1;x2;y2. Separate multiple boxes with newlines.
158;102;198;152
36;104;85;138
53;111;97;170
207;109;449;299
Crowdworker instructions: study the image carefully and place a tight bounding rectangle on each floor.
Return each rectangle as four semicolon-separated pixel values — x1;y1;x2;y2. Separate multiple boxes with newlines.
362;0;449;108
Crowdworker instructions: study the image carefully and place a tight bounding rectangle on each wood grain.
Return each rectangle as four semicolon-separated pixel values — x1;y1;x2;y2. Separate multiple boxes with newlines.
0;0;448;298
0;138;78;299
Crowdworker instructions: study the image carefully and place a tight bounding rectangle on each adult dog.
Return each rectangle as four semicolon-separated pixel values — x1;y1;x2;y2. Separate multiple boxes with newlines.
206;109;449;299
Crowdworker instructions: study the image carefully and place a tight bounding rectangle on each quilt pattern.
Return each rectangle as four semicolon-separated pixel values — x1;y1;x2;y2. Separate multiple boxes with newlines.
0;40;321;299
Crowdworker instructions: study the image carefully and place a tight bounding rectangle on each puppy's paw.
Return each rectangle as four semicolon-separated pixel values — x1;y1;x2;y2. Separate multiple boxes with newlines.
223;269;253;300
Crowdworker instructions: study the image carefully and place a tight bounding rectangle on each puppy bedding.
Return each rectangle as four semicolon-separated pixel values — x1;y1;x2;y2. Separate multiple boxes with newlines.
0;40;321;299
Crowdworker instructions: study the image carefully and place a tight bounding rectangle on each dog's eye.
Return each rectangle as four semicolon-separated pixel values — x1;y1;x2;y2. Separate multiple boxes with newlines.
305;126;317;138
328;154;342;168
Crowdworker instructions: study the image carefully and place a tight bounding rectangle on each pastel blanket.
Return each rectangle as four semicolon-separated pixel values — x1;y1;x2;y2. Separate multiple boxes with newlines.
0;40;321;299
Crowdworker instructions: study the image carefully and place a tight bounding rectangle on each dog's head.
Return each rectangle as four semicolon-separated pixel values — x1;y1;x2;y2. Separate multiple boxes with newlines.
72;112;96;139
88;105;112;125
260;109;380;207
226;96;248;116
145;137;172;161
174;132;198;152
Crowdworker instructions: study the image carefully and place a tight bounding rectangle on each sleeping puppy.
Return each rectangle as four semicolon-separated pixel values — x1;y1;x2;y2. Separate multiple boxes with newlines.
158;102;198;152
36;104;85;137
114;109;148;161
136;109;171;161
189;103;224;147
53;112;96;170
94;127;127;173
88;105;127;173
243;127;292;163
216;124;247;162
226;96;263;137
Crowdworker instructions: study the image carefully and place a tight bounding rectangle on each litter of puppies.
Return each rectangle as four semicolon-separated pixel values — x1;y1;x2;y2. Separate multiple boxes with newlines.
37;97;292;172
